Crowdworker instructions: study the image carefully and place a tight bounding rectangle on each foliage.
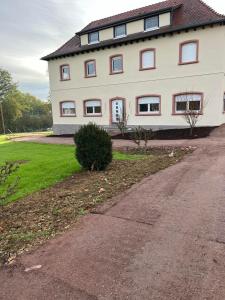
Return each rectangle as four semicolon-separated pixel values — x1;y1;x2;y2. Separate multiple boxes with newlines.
0;162;19;206
0;69;16;100
0;68;52;134
131;126;154;150
74;123;112;171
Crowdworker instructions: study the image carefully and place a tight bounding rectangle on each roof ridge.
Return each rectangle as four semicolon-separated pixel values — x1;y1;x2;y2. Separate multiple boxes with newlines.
198;0;225;17
81;0;181;31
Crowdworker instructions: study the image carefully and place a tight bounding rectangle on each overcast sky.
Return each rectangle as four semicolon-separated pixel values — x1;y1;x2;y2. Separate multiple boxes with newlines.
0;0;224;101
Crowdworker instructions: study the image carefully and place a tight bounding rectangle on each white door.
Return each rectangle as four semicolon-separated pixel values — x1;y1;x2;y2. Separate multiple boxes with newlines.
111;99;124;123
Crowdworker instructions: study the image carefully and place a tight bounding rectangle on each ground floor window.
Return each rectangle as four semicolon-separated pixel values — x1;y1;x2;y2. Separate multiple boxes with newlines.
60;101;76;116
137;95;160;115
174;93;202;114
84;100;102;116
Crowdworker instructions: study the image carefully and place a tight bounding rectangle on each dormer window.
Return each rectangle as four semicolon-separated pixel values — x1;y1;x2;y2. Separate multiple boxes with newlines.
144;16;159;31
114;24;126;38
88;31;99;44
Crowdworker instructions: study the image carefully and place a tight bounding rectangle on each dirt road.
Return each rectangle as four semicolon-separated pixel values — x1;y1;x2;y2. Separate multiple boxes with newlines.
2;140;225;299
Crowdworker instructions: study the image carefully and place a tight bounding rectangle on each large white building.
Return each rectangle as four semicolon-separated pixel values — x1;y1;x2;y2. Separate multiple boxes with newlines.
42;0;225;135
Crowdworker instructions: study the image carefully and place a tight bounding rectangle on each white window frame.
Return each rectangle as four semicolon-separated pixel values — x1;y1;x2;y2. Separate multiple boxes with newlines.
137;96;161;115
111;55;123;74
174;93;202;114
84;100;102;116
140;49;155;70
180;41;198;64
114;24;127;39
60;65;70;81
85;60;96;77
144;15;159;32
88;31;99;44
61;101;76;116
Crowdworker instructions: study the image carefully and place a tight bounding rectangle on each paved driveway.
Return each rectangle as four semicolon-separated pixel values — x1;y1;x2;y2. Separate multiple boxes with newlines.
2;138;225;299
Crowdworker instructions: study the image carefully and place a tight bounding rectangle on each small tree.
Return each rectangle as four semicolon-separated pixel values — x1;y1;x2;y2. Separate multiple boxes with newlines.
181;94;203;137
74;123;112;171
131;126;153;150
116;114;129;137
0;162;19;206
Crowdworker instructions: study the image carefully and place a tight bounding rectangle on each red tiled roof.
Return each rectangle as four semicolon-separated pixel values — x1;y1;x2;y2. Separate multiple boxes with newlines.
42;0;225;60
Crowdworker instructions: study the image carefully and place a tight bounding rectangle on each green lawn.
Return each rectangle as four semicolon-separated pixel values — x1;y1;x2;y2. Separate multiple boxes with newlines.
0;139;144;203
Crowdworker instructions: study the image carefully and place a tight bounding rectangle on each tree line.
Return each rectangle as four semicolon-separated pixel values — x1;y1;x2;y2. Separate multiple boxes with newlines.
0;68;52;134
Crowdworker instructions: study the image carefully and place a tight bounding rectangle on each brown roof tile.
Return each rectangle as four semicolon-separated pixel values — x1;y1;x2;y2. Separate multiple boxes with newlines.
42;0;225;61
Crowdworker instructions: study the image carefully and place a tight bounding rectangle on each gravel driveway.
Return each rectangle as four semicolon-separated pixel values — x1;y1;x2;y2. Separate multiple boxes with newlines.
2;137;225;299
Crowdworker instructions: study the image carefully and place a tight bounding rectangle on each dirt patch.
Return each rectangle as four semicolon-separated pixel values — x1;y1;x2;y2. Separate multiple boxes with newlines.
112;127;216;140
0;148;192;266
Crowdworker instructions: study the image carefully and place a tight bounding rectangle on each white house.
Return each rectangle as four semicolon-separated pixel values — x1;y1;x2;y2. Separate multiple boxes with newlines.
42;0;225;134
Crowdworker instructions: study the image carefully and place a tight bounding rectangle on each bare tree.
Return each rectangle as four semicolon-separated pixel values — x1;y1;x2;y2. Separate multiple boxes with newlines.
131;126;153;151
176;93;203;137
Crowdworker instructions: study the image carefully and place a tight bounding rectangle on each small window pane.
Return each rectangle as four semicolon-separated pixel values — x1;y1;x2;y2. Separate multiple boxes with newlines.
61;102;75;116
145;16;159;31
86;61;96;76
141;50;155;69
150;103;159;112
181;42;197;63
176;101;187;112
140;104;148;112
189;101;200;111
61;66;70;80
87;107;93;114
112;56;123;72
114;25;126;38
88;32;99;44
94;106;101;113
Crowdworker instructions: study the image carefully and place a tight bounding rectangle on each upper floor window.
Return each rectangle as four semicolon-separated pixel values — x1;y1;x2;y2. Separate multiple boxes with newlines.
88;31;99;44
85;60;96;77
137;95;161;115
144;16;159;31
84;100;102;116
179;41;199;65
174;93;202;114
140;49;156;70
60;101;76;116
110;55;123;74
114;24;126;38
60;65;70;81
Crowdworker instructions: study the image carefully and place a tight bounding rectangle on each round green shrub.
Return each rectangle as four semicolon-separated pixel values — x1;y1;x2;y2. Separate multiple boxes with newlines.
74;123;112;171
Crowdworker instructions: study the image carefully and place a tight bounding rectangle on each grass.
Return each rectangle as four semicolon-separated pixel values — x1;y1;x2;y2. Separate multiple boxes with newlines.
0;140;145;203
0;147;191;265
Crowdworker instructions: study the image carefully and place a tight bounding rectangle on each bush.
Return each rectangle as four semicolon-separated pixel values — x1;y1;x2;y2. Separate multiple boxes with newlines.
74;123;112;171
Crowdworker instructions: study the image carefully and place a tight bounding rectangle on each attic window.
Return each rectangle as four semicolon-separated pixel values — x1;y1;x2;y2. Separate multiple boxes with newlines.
114;24;126;38
144;16;159;31
88;31;99;44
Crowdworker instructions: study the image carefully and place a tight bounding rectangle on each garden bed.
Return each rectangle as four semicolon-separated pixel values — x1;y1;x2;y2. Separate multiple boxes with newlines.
0;147;192;266
111;126;216;140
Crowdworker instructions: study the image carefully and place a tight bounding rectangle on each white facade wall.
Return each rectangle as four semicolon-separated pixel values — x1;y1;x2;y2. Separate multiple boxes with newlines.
48;26;225;133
